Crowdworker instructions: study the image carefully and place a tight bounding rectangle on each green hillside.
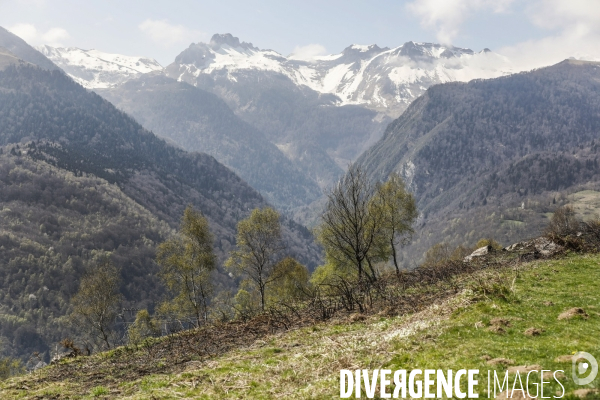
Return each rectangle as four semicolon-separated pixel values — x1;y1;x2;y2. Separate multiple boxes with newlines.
3;250;599;398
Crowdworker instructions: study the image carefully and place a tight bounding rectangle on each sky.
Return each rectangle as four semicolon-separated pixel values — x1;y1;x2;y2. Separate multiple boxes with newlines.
1;0;600;69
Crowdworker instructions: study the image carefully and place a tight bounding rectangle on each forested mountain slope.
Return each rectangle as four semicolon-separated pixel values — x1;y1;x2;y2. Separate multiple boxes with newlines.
0;149;171;361
99;74;321;210
0;64;320;360
357;60;600;262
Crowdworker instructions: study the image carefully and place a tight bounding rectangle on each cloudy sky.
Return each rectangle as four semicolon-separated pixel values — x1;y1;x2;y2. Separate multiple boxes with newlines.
1;0;599;69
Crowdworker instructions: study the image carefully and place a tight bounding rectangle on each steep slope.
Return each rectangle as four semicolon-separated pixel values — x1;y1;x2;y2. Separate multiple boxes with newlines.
0;148;172;361
98;74;321;210
37;45;163;88
357;59;600;262
0;64;320;265
0;26;58;70
0;64;321;360
3;250;599;398
0;48;33;69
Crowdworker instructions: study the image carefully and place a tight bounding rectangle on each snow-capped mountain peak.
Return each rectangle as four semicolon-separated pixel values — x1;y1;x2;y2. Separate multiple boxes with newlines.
209;33;257;51
38;45;162;89
40;34;513;117
348;44;374;52
167;34;513;117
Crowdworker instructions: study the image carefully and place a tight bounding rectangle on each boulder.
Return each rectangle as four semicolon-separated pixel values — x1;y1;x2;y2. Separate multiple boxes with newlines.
503;237;562;257
464;245;492;262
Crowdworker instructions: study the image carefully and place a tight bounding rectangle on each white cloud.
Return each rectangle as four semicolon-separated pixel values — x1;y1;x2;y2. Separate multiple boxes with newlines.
407;0;515;44
8;23;70;46
288;44;328;61
499;0;600;71
41;28;69;45
7;23;38;43
408;0;600;71
139;19;204;47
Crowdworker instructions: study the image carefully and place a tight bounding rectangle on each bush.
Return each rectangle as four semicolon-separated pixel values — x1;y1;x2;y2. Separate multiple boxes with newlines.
90;386;109;396
545;205;580;237
0;357;24;380
128;310;160;345
475;238;502;250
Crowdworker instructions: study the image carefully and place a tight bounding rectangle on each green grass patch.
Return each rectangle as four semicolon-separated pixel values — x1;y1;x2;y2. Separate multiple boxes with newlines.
387;254;600;398
3;253;600;399
90;386;109;396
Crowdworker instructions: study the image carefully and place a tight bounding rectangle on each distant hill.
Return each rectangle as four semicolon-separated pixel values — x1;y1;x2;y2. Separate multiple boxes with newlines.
0;64;321;360
0;26;58;70
357;60;600;262
0;48;32;69
99;74;322;210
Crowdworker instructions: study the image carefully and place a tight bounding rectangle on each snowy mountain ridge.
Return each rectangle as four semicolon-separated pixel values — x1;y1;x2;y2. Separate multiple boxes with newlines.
41;33;513;117
37;45;162;88
168;34;513;117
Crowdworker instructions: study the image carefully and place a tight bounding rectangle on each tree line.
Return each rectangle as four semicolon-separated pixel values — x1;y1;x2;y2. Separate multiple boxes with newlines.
54;165;418;354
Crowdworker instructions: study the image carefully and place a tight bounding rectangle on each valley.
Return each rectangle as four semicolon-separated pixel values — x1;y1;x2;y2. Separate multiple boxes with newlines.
1;7;600;397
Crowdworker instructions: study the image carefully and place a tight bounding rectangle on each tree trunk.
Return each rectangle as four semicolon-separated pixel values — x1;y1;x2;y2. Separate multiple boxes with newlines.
357;258;364;281
365;256;377;282
260;284;266;312
391;238;400;276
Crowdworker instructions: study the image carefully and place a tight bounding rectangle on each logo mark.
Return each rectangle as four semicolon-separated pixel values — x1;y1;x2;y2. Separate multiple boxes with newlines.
572;352;598;385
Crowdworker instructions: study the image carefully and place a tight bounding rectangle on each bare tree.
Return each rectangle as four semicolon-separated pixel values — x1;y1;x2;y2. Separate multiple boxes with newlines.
316;164;381;282
70;260;121;350
546;205;580;237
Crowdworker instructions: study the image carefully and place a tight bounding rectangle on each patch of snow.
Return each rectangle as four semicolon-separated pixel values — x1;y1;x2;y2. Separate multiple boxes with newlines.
38;45;163;89
275;143;293;159
349;44;371;52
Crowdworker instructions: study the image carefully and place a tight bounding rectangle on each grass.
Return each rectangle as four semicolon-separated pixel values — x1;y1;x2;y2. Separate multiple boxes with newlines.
569;190;600;221
2;253;600;398
90;386;109;397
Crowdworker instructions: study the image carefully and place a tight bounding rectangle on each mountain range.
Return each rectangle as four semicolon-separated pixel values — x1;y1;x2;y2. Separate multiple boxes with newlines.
39;34;513;216
4;24;600;360
43;33;512;118
37;45;163;88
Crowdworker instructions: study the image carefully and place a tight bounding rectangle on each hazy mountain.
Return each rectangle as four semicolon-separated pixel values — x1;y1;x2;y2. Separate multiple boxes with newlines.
165;35;389;192
98;74;321;210
0;26;58;70
40;34;511;209
357;59;600;263
0;47;33;69
167;34;510;117
37;45;163;88
163;34;511;193
0;63;321;359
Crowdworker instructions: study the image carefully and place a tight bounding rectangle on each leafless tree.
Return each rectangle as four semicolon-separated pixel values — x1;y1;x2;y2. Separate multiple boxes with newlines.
317;164;381;282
